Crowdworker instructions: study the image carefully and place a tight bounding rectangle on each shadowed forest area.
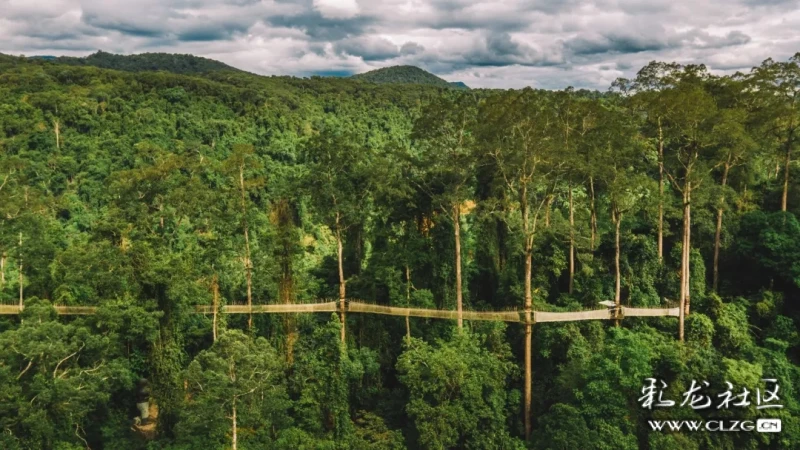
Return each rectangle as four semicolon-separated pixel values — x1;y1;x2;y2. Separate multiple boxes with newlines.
0;52;798;449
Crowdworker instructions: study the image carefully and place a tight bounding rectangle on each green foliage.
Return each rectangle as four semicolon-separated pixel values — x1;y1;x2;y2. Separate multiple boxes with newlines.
0;298;135;449
178;329;288;449
730;211;800;290
397;329;523;449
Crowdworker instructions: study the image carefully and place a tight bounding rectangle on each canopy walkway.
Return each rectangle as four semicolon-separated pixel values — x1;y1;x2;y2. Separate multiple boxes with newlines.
1;296;680;445
0;300;679;323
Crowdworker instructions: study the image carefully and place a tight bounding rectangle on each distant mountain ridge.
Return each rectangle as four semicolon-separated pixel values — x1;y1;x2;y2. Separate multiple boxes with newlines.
41;51;241;75
352;65;469;89
13;52;471;89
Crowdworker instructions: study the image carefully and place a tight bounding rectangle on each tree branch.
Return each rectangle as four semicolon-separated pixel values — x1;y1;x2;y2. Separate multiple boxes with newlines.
17;359;33;380
54;343;85;379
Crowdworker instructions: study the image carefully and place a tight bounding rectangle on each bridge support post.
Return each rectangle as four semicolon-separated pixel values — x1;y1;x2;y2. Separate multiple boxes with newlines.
613;305;623;327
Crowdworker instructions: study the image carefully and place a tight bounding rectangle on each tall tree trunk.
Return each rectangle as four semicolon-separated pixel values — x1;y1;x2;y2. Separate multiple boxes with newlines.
657;119;664;262
614;209;621;308
212;273;220;342
1;251;5;288
406;264;412;339
454;204;463;329
231;397;237;450
521;185;533;441
568;184;574;294
524;313;532;441
54;119;60;150
782;137;792;212
336;216;346;344
18;233;22;310
589;176;597;251
713;161;731;292
239;163;253;330
678;187;689;342
406;264;412;303
545;195;551;228
523;245;533;441
685;186;691;316
679;183;692;334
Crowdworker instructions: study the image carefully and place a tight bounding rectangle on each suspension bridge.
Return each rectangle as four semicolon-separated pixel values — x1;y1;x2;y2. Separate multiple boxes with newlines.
0;299;679;322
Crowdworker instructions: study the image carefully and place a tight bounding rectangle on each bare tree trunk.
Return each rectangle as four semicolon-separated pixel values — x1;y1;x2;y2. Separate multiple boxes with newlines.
454;204;463;329
18;233;22;310
657;119;664;262
679;187;689;342
521;185;534;441
524;321;532;441
1;252;5;288
782;140;791;212
212;273;219;342
678;286;684;342
679;183;692;338
406;264;412;302
589;176;597;251
545;196;551;228
336;222;346;343
54;119;60;150
239;163;253;330
524;244;533;441
713;161;730;292
406;264;412;339
685;186;691;316
231;397;237;450
568;184;574;294
614;209;621;308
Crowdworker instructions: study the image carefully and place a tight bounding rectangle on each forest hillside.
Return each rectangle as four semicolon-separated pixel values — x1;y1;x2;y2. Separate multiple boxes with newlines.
352;64;469;88
34;50;243;75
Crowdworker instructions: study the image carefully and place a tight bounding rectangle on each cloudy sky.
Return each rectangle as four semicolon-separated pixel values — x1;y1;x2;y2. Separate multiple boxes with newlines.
1;0;799;89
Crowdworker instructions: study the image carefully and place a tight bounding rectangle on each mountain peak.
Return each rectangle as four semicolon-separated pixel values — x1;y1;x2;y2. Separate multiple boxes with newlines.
44;51;241;75
351;65;469;89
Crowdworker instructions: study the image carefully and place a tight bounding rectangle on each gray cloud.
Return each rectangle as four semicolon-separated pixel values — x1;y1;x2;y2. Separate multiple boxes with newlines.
691;30;752;49
400;42;425;55
82;13;166;38
0;0;796;89
267;12;375;41
464;35;562;67
567;32;671;56
333;36;399;60
176;21;252;41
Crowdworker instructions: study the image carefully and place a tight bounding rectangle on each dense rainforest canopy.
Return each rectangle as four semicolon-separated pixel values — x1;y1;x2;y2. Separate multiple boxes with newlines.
0;52;798;449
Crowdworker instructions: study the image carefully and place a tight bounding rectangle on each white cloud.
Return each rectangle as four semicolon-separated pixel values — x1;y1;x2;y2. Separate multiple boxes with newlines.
0;0;798;89
313;0;360;19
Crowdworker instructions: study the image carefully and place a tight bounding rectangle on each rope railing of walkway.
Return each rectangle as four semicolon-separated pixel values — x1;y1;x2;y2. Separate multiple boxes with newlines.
0;300;680;322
